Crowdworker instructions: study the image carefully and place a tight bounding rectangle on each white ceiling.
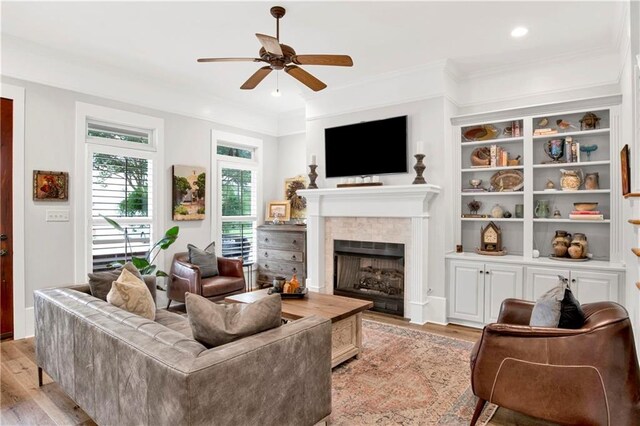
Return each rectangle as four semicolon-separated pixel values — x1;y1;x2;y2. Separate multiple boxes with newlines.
1;1;625;116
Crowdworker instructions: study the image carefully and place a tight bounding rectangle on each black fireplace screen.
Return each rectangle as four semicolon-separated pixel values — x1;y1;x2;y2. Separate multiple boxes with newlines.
333;240;404;316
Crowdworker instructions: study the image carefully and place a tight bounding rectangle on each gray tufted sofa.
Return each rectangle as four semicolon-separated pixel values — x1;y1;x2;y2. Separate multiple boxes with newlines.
34;285;332;426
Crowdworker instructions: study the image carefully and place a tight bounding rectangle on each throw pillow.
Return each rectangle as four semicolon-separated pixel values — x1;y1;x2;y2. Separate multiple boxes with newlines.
187;242;219;278
88;261;144;301
529;277;566;327
186;292;281;348
558;287;585;329
106;268;156;320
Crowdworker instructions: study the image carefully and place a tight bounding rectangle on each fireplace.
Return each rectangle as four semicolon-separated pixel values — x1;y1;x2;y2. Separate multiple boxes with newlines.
333;239;405;317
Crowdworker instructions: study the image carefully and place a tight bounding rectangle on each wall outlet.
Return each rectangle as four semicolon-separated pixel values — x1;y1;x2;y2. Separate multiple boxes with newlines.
46;209;70;222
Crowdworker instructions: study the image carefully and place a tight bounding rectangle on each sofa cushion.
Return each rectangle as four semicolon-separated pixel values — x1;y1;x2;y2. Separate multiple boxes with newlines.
154;309;194;339
187;242;219;278
107;269;156;320
530;278;566;327
186;292;281;348
558;287;586;329
88;262;145;301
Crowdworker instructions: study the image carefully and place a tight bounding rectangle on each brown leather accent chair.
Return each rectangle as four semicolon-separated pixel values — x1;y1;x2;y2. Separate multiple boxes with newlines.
166;252;246;308
470;298;640;426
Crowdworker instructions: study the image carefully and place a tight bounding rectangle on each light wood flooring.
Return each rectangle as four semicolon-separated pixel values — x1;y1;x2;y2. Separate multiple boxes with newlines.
0;306;481;426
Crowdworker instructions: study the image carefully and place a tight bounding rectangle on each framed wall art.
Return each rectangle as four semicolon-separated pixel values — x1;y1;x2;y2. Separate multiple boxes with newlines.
266;200;291;223
284;175;307;219
33;170;68;201
172;165;206;220
621;144;631;196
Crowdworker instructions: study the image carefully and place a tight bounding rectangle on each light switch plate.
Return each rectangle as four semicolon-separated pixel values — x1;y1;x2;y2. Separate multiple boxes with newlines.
46;209;70;222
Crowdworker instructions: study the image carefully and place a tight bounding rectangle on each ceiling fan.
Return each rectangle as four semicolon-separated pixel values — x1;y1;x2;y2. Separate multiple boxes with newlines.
197;5;353;92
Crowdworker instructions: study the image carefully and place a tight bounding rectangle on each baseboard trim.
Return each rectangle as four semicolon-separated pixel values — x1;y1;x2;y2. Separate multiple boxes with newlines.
426;296;448;325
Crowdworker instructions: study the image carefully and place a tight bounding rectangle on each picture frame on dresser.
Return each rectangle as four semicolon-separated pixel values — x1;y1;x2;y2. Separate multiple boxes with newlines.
266;200;291;222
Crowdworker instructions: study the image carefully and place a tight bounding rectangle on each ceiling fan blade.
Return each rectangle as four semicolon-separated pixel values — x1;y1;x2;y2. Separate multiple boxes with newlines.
285;65;327;91
291;55;353;67
197;57;263;63
255;33;283;56
240;66;273;90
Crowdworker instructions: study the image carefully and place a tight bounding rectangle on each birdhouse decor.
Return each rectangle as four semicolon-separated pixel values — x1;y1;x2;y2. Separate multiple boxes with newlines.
476;221;507;256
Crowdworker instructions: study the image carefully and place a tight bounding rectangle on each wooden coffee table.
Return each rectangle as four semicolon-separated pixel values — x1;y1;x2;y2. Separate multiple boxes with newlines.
225;289;373;367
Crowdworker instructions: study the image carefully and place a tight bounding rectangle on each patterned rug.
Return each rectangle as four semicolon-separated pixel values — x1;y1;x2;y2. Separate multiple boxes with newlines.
330;319;497;425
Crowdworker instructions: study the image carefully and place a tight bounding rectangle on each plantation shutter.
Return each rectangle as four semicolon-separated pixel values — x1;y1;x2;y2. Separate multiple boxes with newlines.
220;167;257;264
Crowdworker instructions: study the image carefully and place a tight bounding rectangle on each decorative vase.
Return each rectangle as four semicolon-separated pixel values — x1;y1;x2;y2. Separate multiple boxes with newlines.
552;230;572;258
534;200;550;218
560;169;583;191
491;204;504;218
568;233;588;259
544;139;565;162
584;172;599;190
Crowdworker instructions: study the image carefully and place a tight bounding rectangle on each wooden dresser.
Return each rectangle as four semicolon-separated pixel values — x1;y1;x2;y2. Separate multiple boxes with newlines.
256;224;307;288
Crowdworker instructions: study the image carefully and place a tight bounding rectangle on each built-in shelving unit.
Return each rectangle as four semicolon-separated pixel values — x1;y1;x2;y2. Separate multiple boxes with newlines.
446;96;625;327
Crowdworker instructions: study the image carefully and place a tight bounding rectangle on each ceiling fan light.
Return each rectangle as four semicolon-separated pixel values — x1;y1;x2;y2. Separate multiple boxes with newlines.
271;89;282;97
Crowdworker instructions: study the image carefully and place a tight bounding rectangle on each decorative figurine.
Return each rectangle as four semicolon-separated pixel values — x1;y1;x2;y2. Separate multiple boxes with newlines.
579;112;601;130
503;211;512;218
546;179;556;190
538;117;549;128
553;208;562;218
468;199;481;215
556;119;577;131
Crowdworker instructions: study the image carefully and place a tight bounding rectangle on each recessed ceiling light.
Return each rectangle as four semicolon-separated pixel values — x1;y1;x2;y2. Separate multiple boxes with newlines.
511;27;528;38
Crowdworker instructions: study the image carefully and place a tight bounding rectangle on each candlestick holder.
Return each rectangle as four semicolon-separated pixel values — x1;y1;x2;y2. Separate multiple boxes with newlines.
412;154;427;184
308;164;318;189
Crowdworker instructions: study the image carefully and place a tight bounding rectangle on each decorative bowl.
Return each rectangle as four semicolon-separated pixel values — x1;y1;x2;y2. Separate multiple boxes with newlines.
573;202;598;211
469;179;482;189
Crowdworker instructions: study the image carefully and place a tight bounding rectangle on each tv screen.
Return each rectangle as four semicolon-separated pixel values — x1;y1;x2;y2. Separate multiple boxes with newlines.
324;116;407;178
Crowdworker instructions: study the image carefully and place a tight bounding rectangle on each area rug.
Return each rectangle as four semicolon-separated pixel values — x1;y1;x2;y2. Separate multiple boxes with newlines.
330;319;497;425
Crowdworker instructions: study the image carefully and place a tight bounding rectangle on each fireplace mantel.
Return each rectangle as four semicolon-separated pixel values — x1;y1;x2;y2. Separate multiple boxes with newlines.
298;184;441;324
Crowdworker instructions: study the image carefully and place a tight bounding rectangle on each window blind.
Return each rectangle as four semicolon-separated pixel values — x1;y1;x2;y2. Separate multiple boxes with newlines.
221;166;257;264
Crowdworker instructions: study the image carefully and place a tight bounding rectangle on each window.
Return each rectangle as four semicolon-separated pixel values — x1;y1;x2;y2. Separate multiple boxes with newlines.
91;152;153;271
76;103;163;280
216;141;258;264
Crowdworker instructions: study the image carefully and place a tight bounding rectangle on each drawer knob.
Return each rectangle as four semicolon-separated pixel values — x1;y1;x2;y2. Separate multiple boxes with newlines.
265;238;269;242
291;255;296;260
485;271;490;275
264;252;268;257
572;278;576;283
292;239;297;244
293;268;297;273
479;270;483;274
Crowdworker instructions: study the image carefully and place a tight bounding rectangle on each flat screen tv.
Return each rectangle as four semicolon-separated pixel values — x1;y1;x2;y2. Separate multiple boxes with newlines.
324;115;407;178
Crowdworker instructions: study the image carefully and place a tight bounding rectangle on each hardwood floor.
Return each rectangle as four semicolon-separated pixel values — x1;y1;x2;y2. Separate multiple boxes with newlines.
0;311;481;425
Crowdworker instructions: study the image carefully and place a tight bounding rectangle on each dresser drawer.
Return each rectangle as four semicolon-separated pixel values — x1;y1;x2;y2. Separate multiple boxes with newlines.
260;248;304;263
257;231;305;251
258;260;305;277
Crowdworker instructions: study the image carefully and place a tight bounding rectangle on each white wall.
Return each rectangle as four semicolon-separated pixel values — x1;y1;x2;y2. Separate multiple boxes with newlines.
275;132;307;194
2;76;279;313
305;97;452;299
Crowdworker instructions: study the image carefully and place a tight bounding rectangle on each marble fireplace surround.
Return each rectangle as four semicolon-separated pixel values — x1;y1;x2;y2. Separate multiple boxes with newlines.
297;184;441;324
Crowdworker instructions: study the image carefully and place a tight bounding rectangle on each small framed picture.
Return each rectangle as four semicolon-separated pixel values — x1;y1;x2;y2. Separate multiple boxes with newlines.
266;200;291;222
621;144;631;196
33;170;69;201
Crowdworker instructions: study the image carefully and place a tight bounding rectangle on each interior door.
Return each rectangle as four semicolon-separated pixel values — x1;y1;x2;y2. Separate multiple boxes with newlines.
0;97;13;339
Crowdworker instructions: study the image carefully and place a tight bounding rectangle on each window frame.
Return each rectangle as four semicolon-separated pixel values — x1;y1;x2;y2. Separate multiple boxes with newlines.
212;130;263;264
75;103;164;281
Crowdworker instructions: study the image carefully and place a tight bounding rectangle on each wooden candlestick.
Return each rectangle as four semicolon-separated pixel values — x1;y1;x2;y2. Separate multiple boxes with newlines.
413;154;427;184
308;164;318;189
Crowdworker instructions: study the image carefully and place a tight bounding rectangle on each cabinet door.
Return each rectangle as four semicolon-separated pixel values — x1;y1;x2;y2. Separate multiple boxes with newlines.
448;261;484;323
570;271;620;304
525;267;570;301
484;264;523;323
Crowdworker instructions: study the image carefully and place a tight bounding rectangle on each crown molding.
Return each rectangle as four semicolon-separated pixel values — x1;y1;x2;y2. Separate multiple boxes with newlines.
2;35;280;136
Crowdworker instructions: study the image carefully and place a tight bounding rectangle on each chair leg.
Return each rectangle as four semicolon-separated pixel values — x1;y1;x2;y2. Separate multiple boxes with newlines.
470;397;486;426
166;299;172;309
38;366;43;387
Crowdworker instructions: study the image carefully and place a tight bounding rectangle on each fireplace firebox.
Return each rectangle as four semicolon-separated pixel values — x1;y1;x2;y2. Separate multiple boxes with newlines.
333;240;404;317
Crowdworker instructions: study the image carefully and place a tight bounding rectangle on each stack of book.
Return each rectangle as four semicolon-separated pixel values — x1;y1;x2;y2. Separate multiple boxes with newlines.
569;210;604;221
490;145;510;167
534;128;558;136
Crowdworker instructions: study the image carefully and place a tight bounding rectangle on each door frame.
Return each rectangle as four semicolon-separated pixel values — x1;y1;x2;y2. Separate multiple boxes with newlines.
1;84;26;339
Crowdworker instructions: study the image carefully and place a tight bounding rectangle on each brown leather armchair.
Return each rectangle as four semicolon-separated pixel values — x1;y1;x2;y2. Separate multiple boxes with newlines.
166;252;246;308
470;298;640;426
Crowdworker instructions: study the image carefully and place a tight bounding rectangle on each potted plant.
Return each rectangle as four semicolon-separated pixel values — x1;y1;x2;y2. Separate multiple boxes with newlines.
101;215;179;281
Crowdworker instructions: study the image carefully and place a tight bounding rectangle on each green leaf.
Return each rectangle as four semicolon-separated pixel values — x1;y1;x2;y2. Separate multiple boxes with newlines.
100;214;124;232
131;257;150;270
165;226;179;237
155;270;169;278
144;265;157;275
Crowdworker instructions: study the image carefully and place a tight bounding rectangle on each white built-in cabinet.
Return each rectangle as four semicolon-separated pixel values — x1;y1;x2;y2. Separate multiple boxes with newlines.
447;96;626;328
448;260;523;325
